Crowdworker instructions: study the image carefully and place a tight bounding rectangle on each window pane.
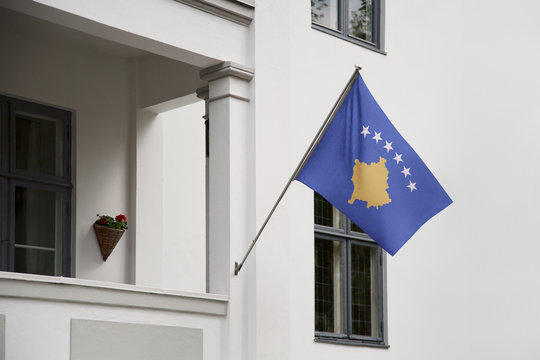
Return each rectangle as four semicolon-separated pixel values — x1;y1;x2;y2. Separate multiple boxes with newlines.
311;0;339;30
15;114;63;177
14;186;63;275
350;221;365;233
348;0;374;42
14;247;55;276
314;192;344;229
0;104;2;165
0;179;6;269
350;243;379;337
315;238;344;334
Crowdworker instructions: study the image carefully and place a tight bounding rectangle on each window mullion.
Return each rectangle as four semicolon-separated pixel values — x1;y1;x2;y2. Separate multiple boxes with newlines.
0;178;7;271
345;238;352;338
377;247;385;341
62;190;71;277
7;98;15;272
7;179;15;272
0;99;7;172
63;114;71;182
341;0;348;35
373;0;380;46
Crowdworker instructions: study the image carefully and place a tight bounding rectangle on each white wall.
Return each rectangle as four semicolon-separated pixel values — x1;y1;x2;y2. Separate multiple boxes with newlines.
162;102;206;293
0;293;224;360
135;101;207;292
134;109;164;287
252;1;540;360
0;9;133;284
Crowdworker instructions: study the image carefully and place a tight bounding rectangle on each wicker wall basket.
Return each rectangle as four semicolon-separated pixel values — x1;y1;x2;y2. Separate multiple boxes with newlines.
93;224;125;261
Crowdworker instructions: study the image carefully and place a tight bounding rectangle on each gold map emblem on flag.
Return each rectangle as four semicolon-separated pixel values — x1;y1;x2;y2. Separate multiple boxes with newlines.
348;157;392;209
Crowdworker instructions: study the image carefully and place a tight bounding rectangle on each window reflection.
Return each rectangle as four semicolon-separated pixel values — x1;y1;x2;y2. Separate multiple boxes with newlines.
15;186;63;275
311;0;340;30
16;115;63;177
348;0;374;42
350;243;378;337
315;238;344;334
314;192;345;229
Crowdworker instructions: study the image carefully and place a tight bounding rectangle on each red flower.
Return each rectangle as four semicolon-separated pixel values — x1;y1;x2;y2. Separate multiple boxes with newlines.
99;218;107;225
115;214;127;222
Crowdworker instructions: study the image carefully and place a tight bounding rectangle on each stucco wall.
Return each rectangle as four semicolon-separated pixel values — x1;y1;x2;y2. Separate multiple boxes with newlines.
0;283;225;360
253;1;540;360
71;319;203;360
162;102;206;293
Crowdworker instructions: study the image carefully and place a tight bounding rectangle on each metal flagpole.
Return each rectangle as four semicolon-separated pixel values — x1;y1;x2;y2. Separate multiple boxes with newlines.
234;65;362;275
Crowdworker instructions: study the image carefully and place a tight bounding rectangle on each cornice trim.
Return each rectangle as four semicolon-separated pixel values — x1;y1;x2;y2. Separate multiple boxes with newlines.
174;0;254;26
208;93;250;103
200;61;254;82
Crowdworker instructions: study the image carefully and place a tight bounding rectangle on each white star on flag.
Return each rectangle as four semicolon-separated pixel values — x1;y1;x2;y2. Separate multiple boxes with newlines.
360;125;370;138
372;131;382;143
407;180;417;192
401;166;411;177
383;141;393;152
393;153;403;164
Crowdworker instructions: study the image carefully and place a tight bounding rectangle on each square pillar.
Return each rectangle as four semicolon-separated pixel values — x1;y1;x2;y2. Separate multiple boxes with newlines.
200;62;254;295
201;62;254;360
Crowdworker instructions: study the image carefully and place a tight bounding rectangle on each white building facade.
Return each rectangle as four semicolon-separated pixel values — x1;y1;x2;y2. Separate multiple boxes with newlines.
0;0;539;359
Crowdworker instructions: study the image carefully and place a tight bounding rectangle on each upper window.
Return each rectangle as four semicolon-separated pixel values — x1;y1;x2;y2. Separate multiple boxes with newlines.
314;192;387;347
0;95;72;277
311;0;384;52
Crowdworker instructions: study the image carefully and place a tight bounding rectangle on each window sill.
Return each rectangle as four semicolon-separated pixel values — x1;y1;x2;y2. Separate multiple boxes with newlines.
311;24;387;55
315;336;390;349
0;272;228;316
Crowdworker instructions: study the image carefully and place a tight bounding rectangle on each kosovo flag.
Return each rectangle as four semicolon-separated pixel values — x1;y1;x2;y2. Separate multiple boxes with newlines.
296;73;452;255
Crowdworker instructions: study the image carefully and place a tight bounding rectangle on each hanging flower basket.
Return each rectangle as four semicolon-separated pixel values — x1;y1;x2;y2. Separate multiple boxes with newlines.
93;224;125;261
93;214;128;261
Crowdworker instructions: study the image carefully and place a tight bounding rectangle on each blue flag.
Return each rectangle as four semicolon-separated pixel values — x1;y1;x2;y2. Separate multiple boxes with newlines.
296;73;452;255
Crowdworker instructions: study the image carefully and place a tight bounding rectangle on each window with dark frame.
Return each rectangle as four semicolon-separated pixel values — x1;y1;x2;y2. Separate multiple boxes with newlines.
311;0;384;53
0;95;72;277
314;192;387;346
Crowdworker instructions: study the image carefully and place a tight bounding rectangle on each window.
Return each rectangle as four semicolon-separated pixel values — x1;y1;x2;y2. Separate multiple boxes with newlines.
314;192;387;347
0;95;72;277
311;0;384;53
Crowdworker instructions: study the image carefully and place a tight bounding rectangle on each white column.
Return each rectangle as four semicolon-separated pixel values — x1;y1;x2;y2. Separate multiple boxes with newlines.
200;62;253;295
201;62;254;360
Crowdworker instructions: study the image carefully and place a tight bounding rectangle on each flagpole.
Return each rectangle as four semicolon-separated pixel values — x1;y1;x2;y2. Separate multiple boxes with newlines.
234;65;362;275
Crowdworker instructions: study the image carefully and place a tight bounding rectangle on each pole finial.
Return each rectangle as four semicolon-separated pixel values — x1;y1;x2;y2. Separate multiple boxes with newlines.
355;64;362;70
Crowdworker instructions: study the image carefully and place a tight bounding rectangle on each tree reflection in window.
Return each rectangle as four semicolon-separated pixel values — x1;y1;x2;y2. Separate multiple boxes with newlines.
311;0;339;31
311;0;381;51
349;0;373;42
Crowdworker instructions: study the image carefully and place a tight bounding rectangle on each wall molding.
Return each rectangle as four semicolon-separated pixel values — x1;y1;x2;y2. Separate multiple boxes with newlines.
200;62;254;103
200;61;254;82
174;0;254;26
0;272;228;316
